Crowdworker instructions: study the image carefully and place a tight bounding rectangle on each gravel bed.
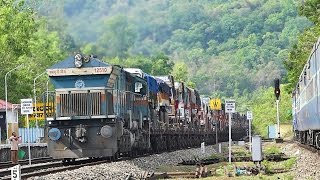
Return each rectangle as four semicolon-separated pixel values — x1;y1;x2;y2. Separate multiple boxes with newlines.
27;145;216;180
280;142;320;180
28;161;144;180
131;145;216;171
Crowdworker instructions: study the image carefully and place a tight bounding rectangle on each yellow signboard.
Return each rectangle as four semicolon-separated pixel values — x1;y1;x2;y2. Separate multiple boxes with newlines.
209;98;222;110
28;103;54;121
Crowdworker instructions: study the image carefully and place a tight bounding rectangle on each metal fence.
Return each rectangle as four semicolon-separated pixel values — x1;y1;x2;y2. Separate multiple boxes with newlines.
18;128;44;143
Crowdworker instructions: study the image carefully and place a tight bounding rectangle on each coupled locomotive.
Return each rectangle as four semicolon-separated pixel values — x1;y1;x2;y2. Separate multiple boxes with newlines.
44;54;248;161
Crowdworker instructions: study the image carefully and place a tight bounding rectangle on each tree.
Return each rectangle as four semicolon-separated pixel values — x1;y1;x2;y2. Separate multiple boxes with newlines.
0;1;67;103
98;15;137;59
172;62;188;82
250;86;292;137
284;0;319;92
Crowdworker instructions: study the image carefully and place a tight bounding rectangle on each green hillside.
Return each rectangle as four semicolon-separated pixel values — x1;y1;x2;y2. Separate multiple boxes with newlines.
0;0;314;134
34;0;310;97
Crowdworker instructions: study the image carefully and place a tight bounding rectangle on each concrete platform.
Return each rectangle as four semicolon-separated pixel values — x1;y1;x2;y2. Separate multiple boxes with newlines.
0;143;48;162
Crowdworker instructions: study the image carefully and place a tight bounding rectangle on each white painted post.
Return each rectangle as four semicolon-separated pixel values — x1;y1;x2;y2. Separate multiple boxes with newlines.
249;119;252;152
5;64;24;141
225;99;235;163
247;111;253;152
11;164;21;180
21;99;33;165
34;72;46;142
276;100;280;138
218;143;221;153
26;115;31;165
228;113;232;163
215;121;218;144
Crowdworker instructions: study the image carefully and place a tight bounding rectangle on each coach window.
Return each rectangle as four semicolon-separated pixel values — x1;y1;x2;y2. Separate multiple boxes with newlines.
135;82;142;93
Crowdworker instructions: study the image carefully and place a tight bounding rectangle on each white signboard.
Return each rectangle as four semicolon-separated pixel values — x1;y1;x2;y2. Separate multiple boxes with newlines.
11;164;21;180
247;111;253;120
21;99;33;115
225;99;236;113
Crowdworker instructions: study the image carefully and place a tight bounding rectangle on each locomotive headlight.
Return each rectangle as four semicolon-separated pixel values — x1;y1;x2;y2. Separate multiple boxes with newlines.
100;125;113;138
74;54;83;68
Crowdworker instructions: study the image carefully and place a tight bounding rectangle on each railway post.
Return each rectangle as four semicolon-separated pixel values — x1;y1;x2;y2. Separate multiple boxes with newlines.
33;71;46;142
5;64;24;142
11;164;21;180
215;120;218;144
274;79;283;142
246;111;253;152
276;99;280;138
225;99;236;163
21;99;33;165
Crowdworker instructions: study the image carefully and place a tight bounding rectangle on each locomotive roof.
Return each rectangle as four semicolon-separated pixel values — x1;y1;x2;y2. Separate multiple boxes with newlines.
48;56;111;70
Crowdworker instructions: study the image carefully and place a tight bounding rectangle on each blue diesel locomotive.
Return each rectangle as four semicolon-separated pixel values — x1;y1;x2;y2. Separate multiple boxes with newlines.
45;54;248;161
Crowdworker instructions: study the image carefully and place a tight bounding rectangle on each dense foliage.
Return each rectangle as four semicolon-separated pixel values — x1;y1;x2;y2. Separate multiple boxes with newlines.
0;0;67;103
32;0;311;97
0;0;313;134
249;86;292;137
285;0;320;91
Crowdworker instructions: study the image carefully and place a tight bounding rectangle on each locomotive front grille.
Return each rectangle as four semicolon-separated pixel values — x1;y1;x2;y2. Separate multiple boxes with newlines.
60;92;102;117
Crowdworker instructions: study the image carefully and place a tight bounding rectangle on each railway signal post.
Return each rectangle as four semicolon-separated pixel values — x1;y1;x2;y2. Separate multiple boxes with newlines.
225;99;236;163
274;79;283;143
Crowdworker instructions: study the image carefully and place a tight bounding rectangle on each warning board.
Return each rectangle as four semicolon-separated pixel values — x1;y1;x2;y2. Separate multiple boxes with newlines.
28;103;54;120
21;99;33;115
225;99;236;113
209;98;222;110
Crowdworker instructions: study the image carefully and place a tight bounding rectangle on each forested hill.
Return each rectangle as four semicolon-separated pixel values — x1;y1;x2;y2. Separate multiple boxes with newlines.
0;0;310;134
35;0;309;97
34;0;310;97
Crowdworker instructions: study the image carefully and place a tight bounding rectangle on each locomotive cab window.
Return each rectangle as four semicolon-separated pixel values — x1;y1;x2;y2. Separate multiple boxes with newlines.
135;82;143;93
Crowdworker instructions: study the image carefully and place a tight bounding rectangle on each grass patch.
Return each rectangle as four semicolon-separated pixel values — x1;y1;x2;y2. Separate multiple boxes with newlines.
283;157;297;170
233;149;251;157
210;153;226;161
260;157;297;175
264;145;281;155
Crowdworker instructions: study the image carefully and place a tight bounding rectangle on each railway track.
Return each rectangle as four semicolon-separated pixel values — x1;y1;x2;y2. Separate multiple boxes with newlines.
0;157;58;169
0;157;115;180
0;138;247;179
0;152;152;180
